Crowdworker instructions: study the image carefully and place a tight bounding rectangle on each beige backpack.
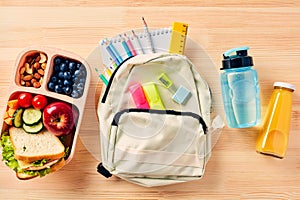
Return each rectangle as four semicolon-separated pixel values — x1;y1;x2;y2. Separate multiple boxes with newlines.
97;53;223;187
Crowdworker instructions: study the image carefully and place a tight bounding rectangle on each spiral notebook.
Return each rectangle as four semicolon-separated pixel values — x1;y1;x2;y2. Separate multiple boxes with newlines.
99;28;172;68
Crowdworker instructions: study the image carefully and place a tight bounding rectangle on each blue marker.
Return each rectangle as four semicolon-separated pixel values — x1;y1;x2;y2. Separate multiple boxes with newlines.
103;39;120;66
119;34;132;57
108;40;123;64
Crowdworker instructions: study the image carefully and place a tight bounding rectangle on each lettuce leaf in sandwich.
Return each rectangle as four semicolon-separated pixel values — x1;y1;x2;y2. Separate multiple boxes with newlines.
1;133;51;177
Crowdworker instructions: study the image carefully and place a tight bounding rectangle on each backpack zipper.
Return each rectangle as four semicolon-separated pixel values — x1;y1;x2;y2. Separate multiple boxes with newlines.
111;108;207;133
101;56;134;103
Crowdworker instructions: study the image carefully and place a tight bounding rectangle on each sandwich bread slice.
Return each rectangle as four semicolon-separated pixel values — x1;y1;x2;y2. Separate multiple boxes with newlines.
10;126;65;163
1;127;66;180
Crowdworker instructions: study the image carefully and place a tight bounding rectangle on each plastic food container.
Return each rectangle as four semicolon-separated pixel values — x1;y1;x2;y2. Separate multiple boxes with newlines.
0;46;91;174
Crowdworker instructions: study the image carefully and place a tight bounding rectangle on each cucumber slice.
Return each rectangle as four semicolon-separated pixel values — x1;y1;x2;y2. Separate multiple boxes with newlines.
22;108;42;126
23;121;44;134
12;108;24;128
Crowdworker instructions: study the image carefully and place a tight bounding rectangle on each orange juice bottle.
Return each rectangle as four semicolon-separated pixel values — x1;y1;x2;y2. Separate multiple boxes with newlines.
256;82;295;158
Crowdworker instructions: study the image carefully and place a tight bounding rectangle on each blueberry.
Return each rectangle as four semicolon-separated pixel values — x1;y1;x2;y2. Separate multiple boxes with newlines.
71;90;79;98
79;65;86;71
74;70;81;77
54;85;63;93
58;71;64;79
60;63;67;71
69;62;76;72
64;86;72;95
63;79;71;86
79;78;85;84
51;76;58;83
76;63;81;69
48;82;55;91
54;65;60;72
54;57;62;65
80;70;86;78
63;71;71;80
73;77;79;84
57;79;63;85
77;83;84;90
65;59;69;64
77;87;84;95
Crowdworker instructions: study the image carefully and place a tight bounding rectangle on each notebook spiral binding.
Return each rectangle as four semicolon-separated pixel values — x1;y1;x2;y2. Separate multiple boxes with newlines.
99;28;172;84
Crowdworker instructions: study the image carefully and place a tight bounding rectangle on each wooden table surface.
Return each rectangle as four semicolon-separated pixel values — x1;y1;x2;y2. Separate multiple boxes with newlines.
1;1;300;199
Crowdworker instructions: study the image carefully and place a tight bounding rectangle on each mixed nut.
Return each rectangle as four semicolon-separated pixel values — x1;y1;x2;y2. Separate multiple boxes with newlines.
19;52;47;88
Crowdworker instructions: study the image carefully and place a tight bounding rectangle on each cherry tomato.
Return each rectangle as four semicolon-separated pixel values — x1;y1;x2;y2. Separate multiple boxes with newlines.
18;92;33;108
32;95;48;110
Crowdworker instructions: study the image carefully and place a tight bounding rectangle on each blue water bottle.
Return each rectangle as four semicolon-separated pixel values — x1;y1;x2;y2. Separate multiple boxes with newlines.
220;46;261;128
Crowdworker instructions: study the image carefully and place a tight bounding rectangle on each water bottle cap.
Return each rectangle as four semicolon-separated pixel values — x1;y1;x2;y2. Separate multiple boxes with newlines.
221;46;253;70
274;82;295;91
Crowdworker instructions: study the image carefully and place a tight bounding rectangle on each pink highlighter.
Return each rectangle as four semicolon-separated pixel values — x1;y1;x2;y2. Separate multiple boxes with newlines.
129;83;150;109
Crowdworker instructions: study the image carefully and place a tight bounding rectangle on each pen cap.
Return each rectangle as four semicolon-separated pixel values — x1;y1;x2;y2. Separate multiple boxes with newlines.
221;46;253;70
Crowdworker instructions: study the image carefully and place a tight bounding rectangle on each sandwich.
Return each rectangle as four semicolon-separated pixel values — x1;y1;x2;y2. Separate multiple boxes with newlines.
1;127;67;180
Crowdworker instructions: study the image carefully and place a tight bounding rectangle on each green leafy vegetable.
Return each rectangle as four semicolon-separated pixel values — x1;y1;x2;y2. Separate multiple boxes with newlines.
32;159;48;167
64;147;70;158
1;135;20;172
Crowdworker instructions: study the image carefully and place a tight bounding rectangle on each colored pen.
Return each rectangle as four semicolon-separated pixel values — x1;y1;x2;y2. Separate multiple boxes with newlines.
109;58;118;69
104;66;112;77
103;39;120;66
95;67;108;86
100;74;109;86
107;39;123;64
119;34;132;57
124;33;137;56
142;17;155;53
131;30;144;54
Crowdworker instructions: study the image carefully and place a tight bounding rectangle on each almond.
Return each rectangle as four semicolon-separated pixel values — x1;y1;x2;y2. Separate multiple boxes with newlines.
19;67;25;75
33;62;40;69
25;81;31;87
23;74;33;81
27;57;33;63
31;78;37;84
37;69;44;75
33;81;41;88
35;55;41;62
33;72;41;79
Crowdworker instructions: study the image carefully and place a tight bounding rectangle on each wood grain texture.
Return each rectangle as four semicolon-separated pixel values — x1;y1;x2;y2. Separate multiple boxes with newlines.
0;1;300;199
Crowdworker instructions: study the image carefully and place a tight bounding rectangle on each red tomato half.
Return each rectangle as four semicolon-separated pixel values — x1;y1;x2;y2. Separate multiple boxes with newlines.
18;92;33;108
32;95;48;110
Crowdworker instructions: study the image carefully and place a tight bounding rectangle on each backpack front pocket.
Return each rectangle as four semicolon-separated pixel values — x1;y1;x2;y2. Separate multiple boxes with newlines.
106;108;207;178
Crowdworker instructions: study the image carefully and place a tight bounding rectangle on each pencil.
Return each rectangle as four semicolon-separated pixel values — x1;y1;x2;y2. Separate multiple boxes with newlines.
142;17;155;53
131;30;144;55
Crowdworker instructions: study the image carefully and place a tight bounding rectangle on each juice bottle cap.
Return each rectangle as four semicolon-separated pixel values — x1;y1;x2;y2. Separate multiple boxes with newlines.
274;82;295;91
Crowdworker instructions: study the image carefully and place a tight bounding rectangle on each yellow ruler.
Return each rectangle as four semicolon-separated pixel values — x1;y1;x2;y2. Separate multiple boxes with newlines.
168;22;188;54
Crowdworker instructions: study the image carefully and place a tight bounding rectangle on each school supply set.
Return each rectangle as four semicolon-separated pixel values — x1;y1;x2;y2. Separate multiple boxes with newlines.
97;20;188;86
96;20;224;187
